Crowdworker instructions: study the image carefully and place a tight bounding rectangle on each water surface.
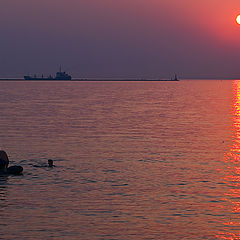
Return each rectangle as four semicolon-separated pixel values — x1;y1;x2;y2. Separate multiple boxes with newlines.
0;80;238;239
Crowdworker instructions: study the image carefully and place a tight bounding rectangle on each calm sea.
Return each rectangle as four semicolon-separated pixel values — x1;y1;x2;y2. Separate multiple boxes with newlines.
0;80;239;239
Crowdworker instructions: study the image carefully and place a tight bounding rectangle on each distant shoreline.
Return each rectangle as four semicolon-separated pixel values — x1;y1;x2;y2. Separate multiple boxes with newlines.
0;78;180;82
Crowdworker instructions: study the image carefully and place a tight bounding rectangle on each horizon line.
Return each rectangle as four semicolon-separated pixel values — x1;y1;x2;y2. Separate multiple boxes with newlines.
0;77;239;81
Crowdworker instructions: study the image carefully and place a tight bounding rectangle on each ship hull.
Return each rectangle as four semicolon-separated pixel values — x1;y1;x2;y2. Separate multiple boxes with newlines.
24;76;71;80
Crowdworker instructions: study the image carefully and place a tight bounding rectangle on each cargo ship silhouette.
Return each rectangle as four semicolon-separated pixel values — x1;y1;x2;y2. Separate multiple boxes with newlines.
24;67;71;80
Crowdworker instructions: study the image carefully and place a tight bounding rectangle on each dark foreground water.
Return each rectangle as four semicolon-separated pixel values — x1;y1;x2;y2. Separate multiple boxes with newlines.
0;80;239;239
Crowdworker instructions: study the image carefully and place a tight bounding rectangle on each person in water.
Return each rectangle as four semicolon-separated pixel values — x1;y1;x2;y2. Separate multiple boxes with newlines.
0;150;9;172
0;150;23;175
48;159;55;167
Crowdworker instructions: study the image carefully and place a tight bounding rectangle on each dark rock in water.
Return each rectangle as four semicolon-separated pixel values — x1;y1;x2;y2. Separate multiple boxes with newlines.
7;166;23;175
0;150;9;170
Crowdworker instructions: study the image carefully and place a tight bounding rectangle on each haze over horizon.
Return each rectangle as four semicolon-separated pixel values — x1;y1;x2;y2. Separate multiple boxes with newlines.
1;0;240;79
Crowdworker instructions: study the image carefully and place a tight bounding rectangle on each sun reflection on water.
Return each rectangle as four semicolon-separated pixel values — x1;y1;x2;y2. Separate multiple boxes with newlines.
217;80;240;239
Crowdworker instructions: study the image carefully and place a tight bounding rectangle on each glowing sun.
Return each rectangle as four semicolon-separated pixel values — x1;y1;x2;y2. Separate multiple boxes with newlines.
236;15;240;24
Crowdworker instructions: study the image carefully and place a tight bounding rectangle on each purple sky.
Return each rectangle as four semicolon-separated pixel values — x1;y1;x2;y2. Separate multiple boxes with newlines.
1;0;240;79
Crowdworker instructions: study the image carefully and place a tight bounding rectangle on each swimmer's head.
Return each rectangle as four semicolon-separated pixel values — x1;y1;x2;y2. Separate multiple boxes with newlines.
48;159;54;167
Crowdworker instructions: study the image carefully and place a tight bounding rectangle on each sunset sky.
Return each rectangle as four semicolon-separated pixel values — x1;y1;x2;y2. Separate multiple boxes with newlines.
1;0;240;79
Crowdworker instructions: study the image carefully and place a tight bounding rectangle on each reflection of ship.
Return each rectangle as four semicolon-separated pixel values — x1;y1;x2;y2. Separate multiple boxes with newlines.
24;67;71;80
